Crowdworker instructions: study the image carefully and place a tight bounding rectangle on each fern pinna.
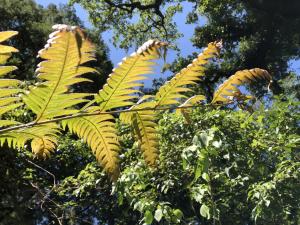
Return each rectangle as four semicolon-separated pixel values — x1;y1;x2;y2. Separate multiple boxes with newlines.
0;25;272;180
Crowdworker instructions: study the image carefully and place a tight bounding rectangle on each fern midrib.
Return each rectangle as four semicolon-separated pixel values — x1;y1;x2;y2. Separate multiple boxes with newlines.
36;32;72;122
99;54;142;111
81;117;116;167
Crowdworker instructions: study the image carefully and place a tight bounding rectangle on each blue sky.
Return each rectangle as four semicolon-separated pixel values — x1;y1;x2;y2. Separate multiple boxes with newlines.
36;0;198;65
36;0;299;81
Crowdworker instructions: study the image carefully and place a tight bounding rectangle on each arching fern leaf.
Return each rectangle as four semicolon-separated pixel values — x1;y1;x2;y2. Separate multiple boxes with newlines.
0;123;59;158
61;107;120;180
23;24;97;121
124;42;221;165
121;101;158;165
212;68;272;104
63;40;167;179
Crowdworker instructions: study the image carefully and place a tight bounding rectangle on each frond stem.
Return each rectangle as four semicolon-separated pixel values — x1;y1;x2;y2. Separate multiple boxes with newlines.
0;103;219;134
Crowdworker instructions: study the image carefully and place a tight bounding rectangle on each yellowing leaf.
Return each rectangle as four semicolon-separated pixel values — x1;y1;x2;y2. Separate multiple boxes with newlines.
23;24;97;121
62;108;120;181
212;68;272;104
31;136;57;159
0;31;18;43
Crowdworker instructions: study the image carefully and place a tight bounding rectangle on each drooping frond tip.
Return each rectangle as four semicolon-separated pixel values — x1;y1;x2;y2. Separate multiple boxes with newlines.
212;68;272;104
31;136;57;159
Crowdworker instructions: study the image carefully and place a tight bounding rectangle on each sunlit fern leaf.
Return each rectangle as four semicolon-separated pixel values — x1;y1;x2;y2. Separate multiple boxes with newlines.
0;120;20;127
0;123;59;151
96;40;168;112
0;31;23;126
61;107;120;180
212;68;272;104
31;136;57;159
124;42;221;165
130;102;159;166
120;99;159;165
155;41;221;107
23;24;97;121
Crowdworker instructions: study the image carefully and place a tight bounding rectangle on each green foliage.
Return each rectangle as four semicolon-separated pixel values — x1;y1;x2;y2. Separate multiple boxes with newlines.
25;96;298;225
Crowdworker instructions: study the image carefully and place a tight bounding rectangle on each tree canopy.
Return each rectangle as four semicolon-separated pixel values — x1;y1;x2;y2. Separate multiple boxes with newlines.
72;0;300;97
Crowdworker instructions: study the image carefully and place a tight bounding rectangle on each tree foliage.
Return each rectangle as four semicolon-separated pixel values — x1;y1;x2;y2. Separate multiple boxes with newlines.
72;0;300;98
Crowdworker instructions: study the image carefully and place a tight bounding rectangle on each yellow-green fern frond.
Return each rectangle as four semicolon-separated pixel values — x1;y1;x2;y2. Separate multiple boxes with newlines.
130;102;158;166
96;40;168;111
125;42;220;164
120;98;158;165
0;31;23;126
0;123;59;153
212;68;272;104
155;41;221;106
62;108;120;180
23;24;97;121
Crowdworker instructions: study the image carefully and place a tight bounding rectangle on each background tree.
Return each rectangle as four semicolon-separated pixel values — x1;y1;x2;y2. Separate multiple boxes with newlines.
72;0;300;98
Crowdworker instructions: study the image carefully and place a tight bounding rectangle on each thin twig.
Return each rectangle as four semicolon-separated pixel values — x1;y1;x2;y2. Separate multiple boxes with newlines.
0;103;220;134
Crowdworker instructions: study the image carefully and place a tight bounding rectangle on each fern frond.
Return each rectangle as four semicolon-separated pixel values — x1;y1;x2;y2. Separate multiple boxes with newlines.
132;103;159;166
0;31;23;125
123;42;220;165
62;107;120;180
155;41;221;106
121;101;159;165
96;40;167;111
212;68;272;104
0;123;59;157
23;24;97;121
